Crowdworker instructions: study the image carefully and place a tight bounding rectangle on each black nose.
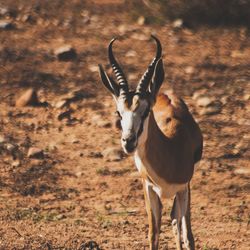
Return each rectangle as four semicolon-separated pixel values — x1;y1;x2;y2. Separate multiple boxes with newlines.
122;135;136;145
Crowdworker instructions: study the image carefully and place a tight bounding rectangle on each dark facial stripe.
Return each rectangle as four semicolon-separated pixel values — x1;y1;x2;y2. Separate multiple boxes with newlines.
137;107;150;138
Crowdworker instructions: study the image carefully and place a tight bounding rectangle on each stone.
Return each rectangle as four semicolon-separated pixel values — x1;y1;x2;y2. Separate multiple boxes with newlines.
173;19;183;29
54;45;77;61
27;147;44;159
5;143;16;152
192;89;207;100
0;21;13;30
137;16;145;25
184;66;194;74
196;96;215;107
0;7;9;16
88;64;99;73
234;168;250;175
128;73;137;81
0;135;6;144
12;160;21;167
131;33;148;41
102;147;124;162
199;105;221;116
16;88;40;107
125;50;137;57
54;100;67;109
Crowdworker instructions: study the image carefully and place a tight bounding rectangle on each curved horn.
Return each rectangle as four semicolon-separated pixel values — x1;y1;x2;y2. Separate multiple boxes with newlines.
108;38;129;96
136;35;162;94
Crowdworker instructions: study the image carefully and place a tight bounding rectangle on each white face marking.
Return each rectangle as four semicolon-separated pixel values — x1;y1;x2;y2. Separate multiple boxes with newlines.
116;96;150;154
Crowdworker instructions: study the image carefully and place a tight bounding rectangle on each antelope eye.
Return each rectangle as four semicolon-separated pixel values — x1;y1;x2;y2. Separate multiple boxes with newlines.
115;111;122;119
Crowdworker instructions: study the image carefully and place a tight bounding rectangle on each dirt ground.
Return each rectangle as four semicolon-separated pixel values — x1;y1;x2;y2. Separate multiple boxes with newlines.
0;1;249;249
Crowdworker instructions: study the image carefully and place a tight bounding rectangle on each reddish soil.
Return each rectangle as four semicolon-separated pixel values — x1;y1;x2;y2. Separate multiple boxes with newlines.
0;1;249;249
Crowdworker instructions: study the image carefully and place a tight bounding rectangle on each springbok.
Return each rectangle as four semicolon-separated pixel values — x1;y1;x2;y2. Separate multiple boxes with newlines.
98;35;203;250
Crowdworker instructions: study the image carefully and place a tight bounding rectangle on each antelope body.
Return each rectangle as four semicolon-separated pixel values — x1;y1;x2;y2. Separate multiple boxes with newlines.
99;35;203;250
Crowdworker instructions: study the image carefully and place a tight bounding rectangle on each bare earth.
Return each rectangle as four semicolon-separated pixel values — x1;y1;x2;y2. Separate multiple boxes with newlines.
0;1;249;249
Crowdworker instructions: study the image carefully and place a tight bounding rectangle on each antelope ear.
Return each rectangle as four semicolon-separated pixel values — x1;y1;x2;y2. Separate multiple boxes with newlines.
98;64;120;97
149;59;164;99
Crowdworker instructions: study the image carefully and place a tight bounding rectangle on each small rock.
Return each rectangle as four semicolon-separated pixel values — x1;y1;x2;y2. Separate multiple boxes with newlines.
27;147;44;159
173;19;183;29
102;147;124;162
47;143;57;152
0;20;13;30
0;7;9;16
231;50;245;58
54;45;77;61
131;33;148;41
234;168;250;175
118;24;128;34
128;73;137;81
199;105;221;115
125;50;137;57
12;160;21;167
88;64;99;73
184;66;194;74
192;89;207;100
243;94;250;101
16;88;40;107
75;171;83;178
196;96;215;107
137;16;145;25
5;143;17;152
55;100;67;109
0;135;6;144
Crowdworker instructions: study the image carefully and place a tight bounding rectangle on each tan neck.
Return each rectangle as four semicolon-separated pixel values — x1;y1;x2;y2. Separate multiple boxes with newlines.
137;111;163;153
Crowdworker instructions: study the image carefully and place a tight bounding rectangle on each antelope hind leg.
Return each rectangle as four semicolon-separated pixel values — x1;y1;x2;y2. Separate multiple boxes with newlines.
171;195;182;250
175;184;195;250
143;180;163;250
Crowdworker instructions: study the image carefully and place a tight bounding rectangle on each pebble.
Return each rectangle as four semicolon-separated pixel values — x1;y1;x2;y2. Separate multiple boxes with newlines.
196;96;215;107
192;89;207;101
184;66;194;74
137;16;145;25
125;50;137;57
0;7;9;16
102;147;124;162
131;33;148;41
128;73;137;81
0;21;13;30
172;19;183;29
0;135;6;144
27;147;44;159
12;160;21;167
199;105;221;115
5;143;16;152
54;100;67;109
54;45;77;61
234;168;250;175
16;88;40;107
88;64;99;73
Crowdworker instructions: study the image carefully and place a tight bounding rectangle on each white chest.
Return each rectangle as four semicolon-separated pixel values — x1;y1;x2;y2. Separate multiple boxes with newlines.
134;151;186;199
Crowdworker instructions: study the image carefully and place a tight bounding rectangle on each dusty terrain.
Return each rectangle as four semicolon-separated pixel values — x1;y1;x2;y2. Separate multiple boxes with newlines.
0;1;249;249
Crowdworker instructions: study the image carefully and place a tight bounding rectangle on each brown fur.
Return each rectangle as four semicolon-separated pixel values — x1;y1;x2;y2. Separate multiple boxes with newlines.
145;92;203;184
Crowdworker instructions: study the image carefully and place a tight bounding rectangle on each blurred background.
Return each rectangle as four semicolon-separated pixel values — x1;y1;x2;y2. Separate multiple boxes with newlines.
0;0;249;249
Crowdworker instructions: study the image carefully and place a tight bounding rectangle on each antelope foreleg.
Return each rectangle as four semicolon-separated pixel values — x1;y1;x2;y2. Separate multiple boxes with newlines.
143;180;162;250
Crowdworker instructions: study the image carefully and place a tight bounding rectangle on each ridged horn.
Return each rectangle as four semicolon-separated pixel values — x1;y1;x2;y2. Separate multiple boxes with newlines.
136;35;162;94
108;38;129;96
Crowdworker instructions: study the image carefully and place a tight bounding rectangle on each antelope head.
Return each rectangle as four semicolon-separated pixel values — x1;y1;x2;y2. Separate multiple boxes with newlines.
99;35;165;154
